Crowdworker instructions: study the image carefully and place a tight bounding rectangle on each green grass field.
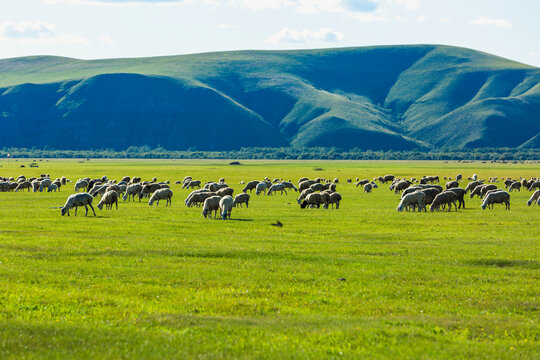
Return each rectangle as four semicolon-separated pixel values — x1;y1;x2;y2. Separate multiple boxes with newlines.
0;159;538;359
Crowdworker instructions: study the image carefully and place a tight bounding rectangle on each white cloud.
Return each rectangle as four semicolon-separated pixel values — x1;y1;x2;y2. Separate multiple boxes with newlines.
230;0;378;13
217;23;244;29
530;51;540;57
98;35;116;44
417;15;427;22
469;15;512;28
43;0;184;6
266;27;344;43
439;17;450;23
395;0;420;10
0;21;88;44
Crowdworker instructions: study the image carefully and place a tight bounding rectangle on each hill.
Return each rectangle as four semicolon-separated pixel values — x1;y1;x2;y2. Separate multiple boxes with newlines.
0;45;539;150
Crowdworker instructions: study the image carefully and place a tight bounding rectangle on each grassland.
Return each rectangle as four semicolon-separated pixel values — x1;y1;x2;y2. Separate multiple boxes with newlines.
0;159;538;359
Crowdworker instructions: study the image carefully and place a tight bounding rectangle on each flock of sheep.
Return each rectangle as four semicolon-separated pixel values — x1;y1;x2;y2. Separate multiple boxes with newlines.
1;171;539;219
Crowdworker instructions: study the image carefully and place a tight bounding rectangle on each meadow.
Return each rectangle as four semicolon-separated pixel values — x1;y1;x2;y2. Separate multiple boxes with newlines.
0;159;538;359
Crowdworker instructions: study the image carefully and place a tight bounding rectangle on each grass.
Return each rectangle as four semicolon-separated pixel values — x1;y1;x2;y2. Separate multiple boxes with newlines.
0;159;538;359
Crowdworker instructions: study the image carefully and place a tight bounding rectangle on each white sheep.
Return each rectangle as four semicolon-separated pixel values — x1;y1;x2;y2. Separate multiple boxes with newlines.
527;190;540;206
323;192;342;209
97;190;119;210
233;193;250;208
481;191;510;210
148;188;173;206
268;183;287;195
202;196;222;218
39;178;52;192
185;191;216;207
255;182;267;195
219;195;234;220
74;179;88;192
363;183;373;193
47;184;58;192
61;193;96;216
123;184;143;201
397;191;426;212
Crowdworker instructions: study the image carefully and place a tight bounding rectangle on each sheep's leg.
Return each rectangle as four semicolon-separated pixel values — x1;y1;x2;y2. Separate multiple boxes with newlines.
74;206;78;216
84;205;89;216
89;203;96;216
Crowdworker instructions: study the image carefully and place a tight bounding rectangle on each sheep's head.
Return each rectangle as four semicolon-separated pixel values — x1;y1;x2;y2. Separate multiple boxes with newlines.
300;201;307;209
97;203;104;210
221;212;227;220
61;207;68;216
481;203;487;210
396;205;403;212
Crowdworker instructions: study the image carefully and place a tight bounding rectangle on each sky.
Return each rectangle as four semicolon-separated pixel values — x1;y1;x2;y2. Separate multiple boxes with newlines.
1;0;539;67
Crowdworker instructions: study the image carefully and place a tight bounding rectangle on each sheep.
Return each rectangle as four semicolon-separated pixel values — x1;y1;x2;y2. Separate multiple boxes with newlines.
205;182;220;192
456;174;462;182
90;184;108;197
480;184;498;197
74;179;88;192
392;180;410;194
508;182;521;192
419;187;442;205
430;191;458;212
310;183;325;192
297;177;309;185
527;190;540;206
139;183;168;200
300;193;323;209
47;184;58;192
255;182;267;195
445;181;459;190
465;181;482;193
356;179;370;187
268;184;287;195
219;178;225;183
215;183;229;190
380;175;395;184
364;183;373;193
219;195;234;220
148;188;173;206
183;180;201;189
528;181;540;191
504;179;515;189
397;190;426;212
297;188;315;204
280;181;298;192
323;192;342;209
61;193;96;217
15;181;32;192
323;183;337;192
333;177;339;183
202;196;222;218
233;193;250;208
216;187;234;197
298;180;316;192
470;184;497;198
151;177;157;183
32;180;41;192
445;188;466;209
481;191;510;210
97;190;119;210
182;176;192;186
39;178;52;192
0;182;10;192
185;191;216;207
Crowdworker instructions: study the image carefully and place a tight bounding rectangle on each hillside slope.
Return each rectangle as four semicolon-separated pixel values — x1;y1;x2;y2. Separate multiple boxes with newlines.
0;45;539;150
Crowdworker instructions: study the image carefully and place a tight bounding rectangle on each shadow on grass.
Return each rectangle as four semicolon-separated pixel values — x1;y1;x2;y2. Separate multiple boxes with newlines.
466;259;539;269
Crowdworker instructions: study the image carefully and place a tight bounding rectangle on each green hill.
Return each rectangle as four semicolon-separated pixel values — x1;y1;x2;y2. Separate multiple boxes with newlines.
0;45;539;150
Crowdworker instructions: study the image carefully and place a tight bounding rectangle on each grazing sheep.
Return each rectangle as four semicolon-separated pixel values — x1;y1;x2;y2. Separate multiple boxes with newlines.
205;182;219;192
298;180;316;192
139;183;168;200
527;190;540;206
268;183;288;195
430;191;458;212
456;174;462;182
465;181;482;193
219;178;225;183
32;180;41;192
39;178;52;192
61;193;96;217
97;190;119;210
480;184;498;197
74;179;88;192
216;187;234;197
364;183;373;193
280;181;298;192
356;179;370;187
90;184;108;197
323;192;342;209
508;182;521;192
185;191;216;207
504;179;515;189
202;196;221;218
120;184;140;201
219;195;234;220
47;184;58;192
233;193;250;208
380;175;395;184
300;193;324;209
481;191;510;210
183;180;201;189
470;184;497;198
528;181;540;191
310;183;325;192
255;182;267;195
397;191;426;212
392;180;410;194
297;188;315;204
445;188;466;209
333;177;339;183
419;187;442;205
148;188;173;206
15;181;32;192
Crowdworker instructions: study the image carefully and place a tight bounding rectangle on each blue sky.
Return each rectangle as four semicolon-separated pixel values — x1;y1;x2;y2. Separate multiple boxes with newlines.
1;0;539;66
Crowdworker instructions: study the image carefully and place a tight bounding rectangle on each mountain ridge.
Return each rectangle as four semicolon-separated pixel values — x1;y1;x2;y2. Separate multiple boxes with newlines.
1;45;539;150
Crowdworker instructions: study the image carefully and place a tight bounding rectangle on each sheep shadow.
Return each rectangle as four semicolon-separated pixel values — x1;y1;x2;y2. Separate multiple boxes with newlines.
229;218;253;222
